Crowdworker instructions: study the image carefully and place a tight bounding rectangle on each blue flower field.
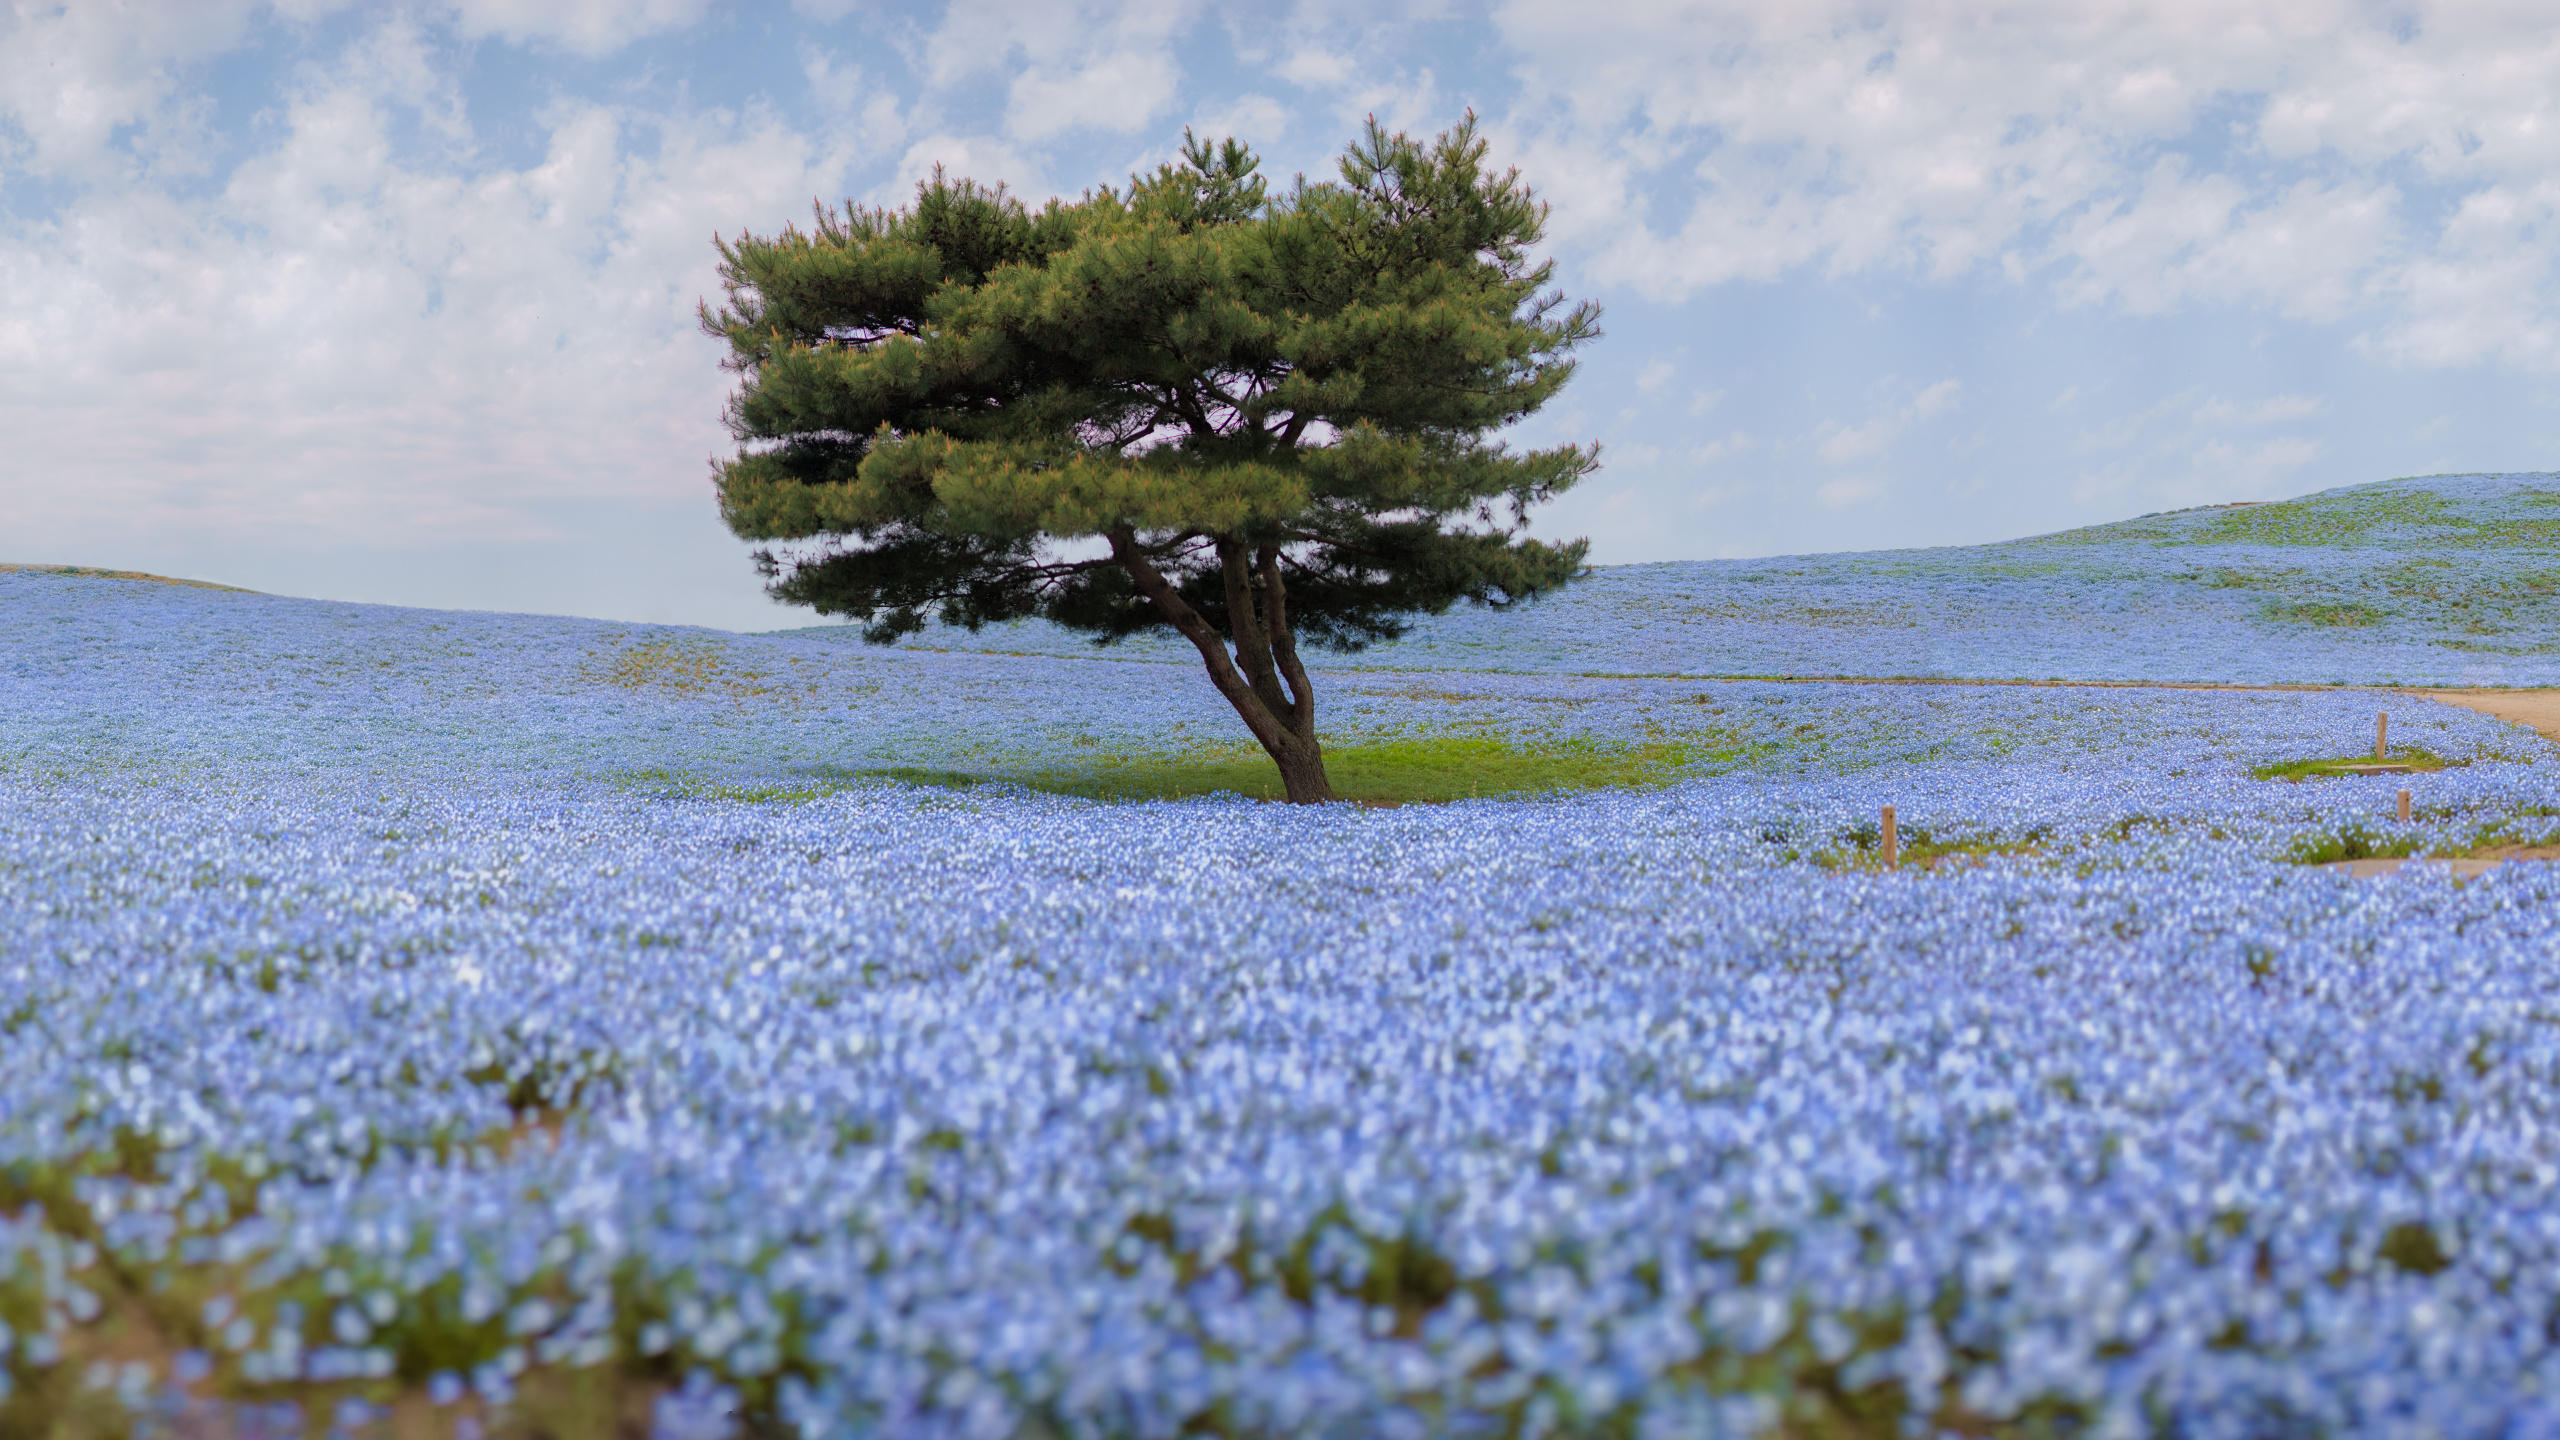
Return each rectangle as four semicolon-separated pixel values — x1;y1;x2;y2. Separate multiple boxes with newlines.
827;473;2560;687
10;475;2560;1436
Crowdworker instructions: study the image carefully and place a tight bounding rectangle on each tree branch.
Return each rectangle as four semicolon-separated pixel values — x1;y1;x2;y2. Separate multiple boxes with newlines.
1108;528;1290;752
1221;538;1293;725
1170;384;1219;437
1259;543;1315;734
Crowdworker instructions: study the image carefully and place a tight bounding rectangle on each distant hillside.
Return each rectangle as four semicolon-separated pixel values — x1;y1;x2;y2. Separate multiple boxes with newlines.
777;473;2560;686
0;562;257;593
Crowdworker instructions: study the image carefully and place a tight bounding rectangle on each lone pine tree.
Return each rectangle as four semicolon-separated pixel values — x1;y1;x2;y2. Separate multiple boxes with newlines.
702;117;1600;803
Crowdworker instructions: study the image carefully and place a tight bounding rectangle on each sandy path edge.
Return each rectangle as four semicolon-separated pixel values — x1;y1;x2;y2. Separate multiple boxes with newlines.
2411;690;2560;744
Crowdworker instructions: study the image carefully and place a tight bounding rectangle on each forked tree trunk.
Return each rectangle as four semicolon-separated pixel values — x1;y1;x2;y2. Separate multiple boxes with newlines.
1107;529;1337;803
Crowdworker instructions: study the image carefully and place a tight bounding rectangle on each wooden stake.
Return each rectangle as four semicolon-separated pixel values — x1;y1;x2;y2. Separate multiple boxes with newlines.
2376;711;2389;761
1881;804;1898;869
2398;788;2412;824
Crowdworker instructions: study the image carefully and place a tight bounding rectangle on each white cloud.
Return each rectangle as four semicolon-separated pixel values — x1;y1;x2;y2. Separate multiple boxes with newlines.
1911;378;1961;419
894;0;1192;143
797;0;1204;205
1488;0;2560;367
1694;430;1758;465
0;0;335;184
800;45;911;157
1816;416;1899;466
2053;166;2402;321
1007;46;1181;142
440;0;720;58
2076;389;2203;453
1814;378;1962;464
0;17;865;553
1817;476;1886;509
1276;45;1357;91
2193;393;2328;425
2196;435;2324;480
1184;94;1291;151
2066;385;2328;508
1238;9;1449;143
883;131;1053;199
1685;475;1768;509
2358;179;2560;366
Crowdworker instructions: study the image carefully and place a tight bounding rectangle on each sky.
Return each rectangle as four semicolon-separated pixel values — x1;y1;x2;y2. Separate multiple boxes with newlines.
6;0;2560;632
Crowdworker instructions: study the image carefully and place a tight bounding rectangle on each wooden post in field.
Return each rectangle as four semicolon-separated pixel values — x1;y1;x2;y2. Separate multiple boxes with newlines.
2376;711;2389;760
1881;804;1898;869
2398;788;2412;824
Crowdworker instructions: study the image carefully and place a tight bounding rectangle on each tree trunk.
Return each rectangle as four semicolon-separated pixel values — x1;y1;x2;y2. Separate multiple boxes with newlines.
1265;729;1335;804
1248;540;1332;803
1106;529;1337;803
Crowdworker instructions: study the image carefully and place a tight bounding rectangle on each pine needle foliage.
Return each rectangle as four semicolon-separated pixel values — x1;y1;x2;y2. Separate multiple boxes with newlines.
700;117;1601;801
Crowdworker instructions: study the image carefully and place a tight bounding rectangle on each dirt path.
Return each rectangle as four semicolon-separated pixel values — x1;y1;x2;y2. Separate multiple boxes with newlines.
2415;690;2560;744
1634;672;2355;693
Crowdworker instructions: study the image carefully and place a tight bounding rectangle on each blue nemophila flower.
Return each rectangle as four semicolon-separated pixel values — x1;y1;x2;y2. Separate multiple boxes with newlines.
793;472;2560;689
10;532;2560;1435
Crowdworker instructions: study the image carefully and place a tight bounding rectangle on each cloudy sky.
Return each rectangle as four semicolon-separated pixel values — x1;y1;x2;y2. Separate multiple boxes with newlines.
6;1;2559;630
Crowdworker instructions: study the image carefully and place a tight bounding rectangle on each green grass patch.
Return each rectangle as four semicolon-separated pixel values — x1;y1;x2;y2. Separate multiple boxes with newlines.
2251;747;2462;782
610;735;1739;808
2261;599;2390;627
2285;808;2560;866
2194;488;2468;547
1006;733;1730;804
2024;477;2560;554
2286;825;2428;865
2456;808;2560;850
1808;822;2047;873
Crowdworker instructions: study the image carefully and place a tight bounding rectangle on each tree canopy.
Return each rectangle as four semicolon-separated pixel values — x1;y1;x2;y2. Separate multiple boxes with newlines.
701;116;1601;802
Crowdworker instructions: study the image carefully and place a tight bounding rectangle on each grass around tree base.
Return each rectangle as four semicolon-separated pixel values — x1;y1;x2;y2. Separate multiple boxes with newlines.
995;733;1733;805
630;733;1747;807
